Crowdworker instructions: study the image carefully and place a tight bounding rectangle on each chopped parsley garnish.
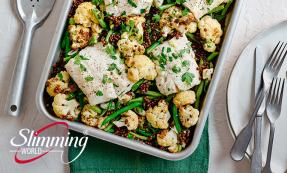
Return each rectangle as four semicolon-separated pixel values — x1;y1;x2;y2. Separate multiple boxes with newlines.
152;14;161;22
105;45;117;59
108;63;117;71
128;0;137;7
140;9;146;14
167;47;172;53
102;75;112;84
57;73;63;80
172;66;181;74
182;72;195;85
74;55;89;65
96;90;103;96
80;64;87;72
182;7;189;16
206;0;214;5
182;60;190;67
85;76;94;82
89;35;97;46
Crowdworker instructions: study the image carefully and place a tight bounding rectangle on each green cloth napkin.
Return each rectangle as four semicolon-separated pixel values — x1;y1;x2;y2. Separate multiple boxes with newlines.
69;121;209;173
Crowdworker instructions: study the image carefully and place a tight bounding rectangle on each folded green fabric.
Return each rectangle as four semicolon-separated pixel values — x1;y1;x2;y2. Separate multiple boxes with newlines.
69;121;209;173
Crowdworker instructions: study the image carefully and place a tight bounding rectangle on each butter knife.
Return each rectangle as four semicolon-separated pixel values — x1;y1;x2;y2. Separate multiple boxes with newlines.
251;47;264;173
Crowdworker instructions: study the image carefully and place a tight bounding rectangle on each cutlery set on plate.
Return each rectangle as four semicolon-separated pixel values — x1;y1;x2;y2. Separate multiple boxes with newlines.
230;42;287;173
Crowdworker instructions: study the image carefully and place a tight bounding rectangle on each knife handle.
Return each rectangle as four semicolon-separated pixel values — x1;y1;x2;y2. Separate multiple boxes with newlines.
251;116;262;173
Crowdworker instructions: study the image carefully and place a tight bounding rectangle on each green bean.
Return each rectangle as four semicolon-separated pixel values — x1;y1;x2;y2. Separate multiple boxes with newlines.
221;0;233;16
92;8;107;29
128;132;148;140
106;128;115;133
207;4;225;14
101;102;142;126
172;104;182;133
207;52;219;61
195;81;204;109
104;123;114;132
128;97;144;104
146;37;164;54
105;28;114;43
158;3;176;11
204;79;210;93
90;105;102;114
145;91;163;97
131;79;145;91
186;33;200;44
166;94;175;103
136;129;153;137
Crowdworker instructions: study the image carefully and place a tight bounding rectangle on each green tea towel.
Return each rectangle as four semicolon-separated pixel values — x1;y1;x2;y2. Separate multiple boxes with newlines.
69;121;209;173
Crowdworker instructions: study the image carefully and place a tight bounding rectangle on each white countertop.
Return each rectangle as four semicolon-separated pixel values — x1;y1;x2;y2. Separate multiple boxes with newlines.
1;0;287;172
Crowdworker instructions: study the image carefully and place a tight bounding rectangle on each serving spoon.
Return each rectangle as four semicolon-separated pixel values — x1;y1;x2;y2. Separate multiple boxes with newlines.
7;0;55;116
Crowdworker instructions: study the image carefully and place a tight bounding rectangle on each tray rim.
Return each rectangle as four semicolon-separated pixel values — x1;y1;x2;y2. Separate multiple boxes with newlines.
36;0;245;160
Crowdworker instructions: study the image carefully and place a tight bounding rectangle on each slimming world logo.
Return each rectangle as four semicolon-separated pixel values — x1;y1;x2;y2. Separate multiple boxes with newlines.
9;122;88;164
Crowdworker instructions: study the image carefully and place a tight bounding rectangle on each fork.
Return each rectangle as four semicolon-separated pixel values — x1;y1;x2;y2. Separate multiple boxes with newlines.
262;78;285;173
230;41;287;161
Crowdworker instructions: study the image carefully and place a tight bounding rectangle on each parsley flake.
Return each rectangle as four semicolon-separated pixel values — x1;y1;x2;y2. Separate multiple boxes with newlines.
128;0;137;7
182;72;195;85
96;90;103;96
85;76;94;82
172;66;181;74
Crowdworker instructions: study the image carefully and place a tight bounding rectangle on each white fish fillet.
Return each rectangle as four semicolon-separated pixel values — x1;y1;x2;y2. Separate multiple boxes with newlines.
104;0;153;16
184;0;228;20
151;35;201;95
65;45;133;105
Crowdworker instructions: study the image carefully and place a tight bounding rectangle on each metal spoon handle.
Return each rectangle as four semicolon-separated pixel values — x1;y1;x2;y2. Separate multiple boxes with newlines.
251;116;262;173
6;24;35;116
262;123;275;173
230;88;265;161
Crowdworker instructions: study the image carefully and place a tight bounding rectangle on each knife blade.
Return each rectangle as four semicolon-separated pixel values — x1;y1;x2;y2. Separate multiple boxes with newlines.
251;46;264;173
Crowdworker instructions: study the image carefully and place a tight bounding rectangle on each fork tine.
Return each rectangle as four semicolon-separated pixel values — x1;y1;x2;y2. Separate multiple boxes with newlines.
265;41;282;68
274;78;282;104
267;78;276;104
272;43;287;71
272;79;279;104
270;42;285;67
278;79;285;106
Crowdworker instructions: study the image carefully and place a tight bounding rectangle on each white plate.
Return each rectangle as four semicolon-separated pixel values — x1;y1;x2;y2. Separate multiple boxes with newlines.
227;21;287;173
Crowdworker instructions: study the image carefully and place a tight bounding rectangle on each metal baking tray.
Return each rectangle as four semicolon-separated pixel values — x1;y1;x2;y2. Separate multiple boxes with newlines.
36;0;244;160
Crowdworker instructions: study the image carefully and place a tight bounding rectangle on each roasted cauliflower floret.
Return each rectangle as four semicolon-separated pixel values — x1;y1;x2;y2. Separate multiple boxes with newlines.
118;92;134;105
68;25;91;50
179;105;199;128
91;23;102;40
160;6;197;37
157;129;180;152
46;71;70;97
74;2;98;27
117;33;145;58
126;55;157;82
173;90;196;108
52;94;80;121
113;110;139;130
198;15;223;52
146;100;171;129
81;104;100;127
202;68;214;81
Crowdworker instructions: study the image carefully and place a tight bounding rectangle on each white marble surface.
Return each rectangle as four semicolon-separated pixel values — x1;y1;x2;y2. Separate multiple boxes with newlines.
0;0;287;172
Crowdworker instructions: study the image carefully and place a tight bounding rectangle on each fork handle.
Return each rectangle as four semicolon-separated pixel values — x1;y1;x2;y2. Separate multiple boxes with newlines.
262;123;275;173
6;23;35;116
251;116;262;173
